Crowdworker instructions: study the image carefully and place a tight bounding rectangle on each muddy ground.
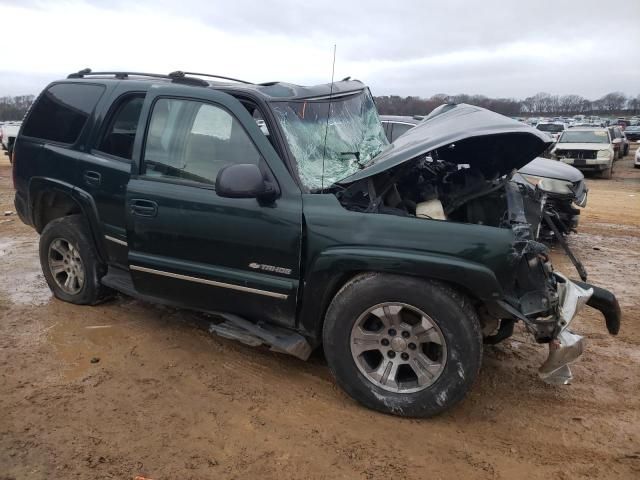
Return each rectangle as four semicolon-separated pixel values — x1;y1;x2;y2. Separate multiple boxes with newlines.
1;146;639;480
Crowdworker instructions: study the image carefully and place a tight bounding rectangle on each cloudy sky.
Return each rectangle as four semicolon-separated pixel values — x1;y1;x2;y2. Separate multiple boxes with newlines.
1;0;639;99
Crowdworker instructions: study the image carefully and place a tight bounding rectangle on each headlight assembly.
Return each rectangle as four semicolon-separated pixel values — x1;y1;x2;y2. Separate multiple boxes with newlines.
538;178;574;195
522;175;574;195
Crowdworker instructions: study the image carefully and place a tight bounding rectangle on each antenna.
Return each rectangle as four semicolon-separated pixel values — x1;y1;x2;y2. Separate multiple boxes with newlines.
320;44;337;193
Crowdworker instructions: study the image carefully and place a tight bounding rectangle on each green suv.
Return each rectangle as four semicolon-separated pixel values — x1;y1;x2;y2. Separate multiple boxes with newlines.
12;70;620;417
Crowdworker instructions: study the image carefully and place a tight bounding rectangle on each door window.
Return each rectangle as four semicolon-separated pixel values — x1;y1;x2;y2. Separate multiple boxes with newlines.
96;94;145;160
143;98;261;185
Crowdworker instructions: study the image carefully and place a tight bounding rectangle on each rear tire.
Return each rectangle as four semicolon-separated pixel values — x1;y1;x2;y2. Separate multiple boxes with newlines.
39;215;110;305
323;273;482;417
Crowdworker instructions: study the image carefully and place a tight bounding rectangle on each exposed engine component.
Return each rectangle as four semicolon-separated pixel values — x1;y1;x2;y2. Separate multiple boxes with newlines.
416;199;445;220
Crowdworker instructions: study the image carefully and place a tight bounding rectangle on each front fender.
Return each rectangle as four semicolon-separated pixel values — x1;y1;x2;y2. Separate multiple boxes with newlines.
297;246;504;340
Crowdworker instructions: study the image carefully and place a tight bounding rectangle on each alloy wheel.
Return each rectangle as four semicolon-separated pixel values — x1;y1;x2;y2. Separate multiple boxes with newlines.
350;302;447;393
48;238;85;295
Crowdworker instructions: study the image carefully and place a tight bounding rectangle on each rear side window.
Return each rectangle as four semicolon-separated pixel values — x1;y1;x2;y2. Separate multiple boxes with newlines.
96;95;145;160
22;83;105;144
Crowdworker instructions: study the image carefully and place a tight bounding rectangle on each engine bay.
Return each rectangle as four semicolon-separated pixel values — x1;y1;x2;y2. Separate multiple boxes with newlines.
336;154;544;234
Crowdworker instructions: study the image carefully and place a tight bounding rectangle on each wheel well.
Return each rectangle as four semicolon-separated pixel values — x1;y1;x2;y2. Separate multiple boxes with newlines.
34;190;83;233
315;271;486;340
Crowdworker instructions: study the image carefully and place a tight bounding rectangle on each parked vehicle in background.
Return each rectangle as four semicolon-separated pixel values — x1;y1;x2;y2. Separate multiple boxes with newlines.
12;72;620;416
551;128;615;178
573;118;608;127
380;115;588;238
517;158;588;238
379;115;424;142
624;125;640;141
635;146;640;169
1;121;22;159
608;125;628;158
620;130;629;156
535;121;566;142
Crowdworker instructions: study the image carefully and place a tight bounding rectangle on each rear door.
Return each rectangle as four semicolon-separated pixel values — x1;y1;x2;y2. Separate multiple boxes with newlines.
79;88;146;267
126;85;302;327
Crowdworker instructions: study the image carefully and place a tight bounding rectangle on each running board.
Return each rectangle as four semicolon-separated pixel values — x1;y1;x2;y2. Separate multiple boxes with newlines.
208;313;312;361
100;267;313;361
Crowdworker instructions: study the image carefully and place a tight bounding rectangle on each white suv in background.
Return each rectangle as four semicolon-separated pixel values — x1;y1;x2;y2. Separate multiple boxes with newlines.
535;122;567;142
551;128;615;178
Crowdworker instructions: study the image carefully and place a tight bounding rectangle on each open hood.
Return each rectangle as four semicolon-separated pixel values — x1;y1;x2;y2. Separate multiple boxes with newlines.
338;103;553;185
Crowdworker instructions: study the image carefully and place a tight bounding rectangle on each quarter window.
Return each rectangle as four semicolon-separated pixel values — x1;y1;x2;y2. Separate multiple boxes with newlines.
22;83;105;143
143;98;261;185
96;95;145;160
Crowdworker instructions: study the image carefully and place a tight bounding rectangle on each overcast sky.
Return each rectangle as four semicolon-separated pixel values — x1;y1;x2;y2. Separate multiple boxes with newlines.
1;0;639;99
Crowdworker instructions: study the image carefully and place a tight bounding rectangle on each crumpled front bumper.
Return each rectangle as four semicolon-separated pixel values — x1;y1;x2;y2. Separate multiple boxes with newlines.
573;280;621;335
538;273;621;384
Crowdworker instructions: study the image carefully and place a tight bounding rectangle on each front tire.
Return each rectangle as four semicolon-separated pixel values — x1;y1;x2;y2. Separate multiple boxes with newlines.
323;274;482;417
39;215;110;305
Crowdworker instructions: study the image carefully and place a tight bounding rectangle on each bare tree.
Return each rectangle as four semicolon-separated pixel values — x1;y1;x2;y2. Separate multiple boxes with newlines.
0;95;35;121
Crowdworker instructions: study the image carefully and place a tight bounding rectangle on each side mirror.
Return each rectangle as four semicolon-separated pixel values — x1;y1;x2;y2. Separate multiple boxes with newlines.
215;163;277;201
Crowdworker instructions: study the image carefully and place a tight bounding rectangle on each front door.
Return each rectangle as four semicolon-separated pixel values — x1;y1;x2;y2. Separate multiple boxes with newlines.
125;85;302;327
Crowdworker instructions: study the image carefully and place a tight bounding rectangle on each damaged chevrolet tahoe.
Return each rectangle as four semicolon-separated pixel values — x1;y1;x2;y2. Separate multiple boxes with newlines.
12;70;621;417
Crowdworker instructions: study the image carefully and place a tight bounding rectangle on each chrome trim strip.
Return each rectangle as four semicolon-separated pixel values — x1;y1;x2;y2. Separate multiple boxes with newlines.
105;235;128;247
130;265;288;300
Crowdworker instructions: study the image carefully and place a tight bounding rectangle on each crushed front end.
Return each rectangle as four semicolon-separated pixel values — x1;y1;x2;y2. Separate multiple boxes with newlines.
500;181;620;383
329;103;622;384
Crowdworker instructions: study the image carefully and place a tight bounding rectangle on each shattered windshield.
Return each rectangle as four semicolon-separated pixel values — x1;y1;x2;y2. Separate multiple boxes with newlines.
271;90;389;190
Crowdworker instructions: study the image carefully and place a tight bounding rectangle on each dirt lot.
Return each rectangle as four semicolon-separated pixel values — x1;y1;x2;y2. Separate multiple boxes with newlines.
1;146;639;480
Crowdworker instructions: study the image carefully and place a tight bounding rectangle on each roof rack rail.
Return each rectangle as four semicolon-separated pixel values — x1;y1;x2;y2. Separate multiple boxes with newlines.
66;68;209;86
168;71;253;85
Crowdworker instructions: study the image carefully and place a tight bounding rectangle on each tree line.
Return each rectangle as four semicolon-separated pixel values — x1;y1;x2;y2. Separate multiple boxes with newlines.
375;92;640;117
0;95;35;121
2;91;639;122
